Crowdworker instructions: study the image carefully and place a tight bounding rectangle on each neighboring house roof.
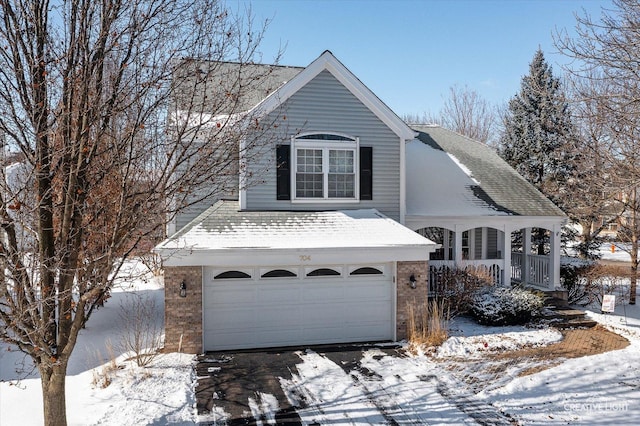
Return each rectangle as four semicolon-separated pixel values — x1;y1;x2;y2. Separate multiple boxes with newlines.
172;59;303;114
407;125;566;218
155;200;436;266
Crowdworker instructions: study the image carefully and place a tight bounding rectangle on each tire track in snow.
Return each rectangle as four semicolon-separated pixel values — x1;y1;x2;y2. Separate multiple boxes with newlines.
280;350;391;425
349;368;425;425
420;374;515;426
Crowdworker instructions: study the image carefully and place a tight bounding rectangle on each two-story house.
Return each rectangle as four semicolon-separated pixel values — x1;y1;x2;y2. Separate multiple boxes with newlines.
154;51;566;353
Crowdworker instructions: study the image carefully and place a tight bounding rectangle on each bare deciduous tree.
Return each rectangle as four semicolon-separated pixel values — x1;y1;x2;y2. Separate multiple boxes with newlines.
565;73;623;259
440;85;496;144
405;85;496;144
0;1;280;425
556;0;640;303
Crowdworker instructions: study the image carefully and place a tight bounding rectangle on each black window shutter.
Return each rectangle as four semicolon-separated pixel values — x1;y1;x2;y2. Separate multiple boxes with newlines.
276;145;291;200
360;146;372;200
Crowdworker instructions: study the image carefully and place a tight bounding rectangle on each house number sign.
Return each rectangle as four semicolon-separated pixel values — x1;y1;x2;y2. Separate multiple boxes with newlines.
299;255;311;261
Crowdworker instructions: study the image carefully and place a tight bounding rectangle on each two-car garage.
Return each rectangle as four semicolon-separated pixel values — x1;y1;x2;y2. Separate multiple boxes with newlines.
156;202;436;353
202;264;394;351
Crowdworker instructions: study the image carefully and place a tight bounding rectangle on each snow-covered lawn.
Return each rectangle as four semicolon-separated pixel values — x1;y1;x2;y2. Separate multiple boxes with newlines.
2;258;640;425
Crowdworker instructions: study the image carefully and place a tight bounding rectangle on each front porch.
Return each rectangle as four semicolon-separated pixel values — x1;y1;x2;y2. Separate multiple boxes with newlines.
415;223;563;293
429;252;551;290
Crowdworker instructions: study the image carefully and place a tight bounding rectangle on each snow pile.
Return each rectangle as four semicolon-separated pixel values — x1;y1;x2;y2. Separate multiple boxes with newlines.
88;353;196;425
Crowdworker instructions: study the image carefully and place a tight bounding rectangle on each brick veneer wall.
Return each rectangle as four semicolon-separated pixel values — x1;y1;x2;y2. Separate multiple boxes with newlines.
164;266;203;353
396;260;429;340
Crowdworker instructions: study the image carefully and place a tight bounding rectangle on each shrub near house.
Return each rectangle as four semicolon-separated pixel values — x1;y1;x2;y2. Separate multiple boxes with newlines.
470;286;545;326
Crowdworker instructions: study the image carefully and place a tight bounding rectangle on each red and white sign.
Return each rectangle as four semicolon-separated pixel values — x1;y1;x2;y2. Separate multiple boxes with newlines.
602;294;616;313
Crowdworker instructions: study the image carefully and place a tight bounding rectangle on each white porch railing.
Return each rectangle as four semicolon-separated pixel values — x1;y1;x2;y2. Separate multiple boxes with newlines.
511;252;551;289
428;260;504;294
511;252;522;282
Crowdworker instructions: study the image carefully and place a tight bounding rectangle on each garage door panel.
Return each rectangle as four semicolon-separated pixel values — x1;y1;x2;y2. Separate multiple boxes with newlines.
301;282;344;301
257;285;301;303
343;324;390;340
256;307;301;327
343;283;389;300
206;307;257;329
204;330;252;349
257;329;304;346
301;305;351;323
206;286;256;306
203;265;394;351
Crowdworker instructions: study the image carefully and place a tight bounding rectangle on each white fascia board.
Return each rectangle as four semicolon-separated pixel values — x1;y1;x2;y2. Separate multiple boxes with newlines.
399;135;406;225
158;244;435;268
250;51;416;141
405;215;569;233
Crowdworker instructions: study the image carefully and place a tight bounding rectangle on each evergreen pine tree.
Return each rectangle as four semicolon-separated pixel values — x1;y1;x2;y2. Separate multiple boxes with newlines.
499;49;579;253
500;49;577;196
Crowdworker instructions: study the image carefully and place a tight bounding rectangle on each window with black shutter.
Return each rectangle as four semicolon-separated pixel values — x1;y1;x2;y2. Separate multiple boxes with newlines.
359;146;372;200
276;144;290;200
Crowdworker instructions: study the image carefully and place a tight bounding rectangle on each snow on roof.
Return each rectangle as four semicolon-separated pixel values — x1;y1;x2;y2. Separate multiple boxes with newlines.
406;139;509;217
407;125;566;218
156;200;434;252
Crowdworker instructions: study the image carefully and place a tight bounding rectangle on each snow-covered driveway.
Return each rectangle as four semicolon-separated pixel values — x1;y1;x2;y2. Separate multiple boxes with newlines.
282;348;512;425
198;343;515;425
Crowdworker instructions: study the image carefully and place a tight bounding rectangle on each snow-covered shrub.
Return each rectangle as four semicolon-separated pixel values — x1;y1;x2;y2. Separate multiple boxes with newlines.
470;286;544;326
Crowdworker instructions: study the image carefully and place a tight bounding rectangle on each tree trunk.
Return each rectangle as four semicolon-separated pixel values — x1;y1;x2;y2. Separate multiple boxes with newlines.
631;191;638;305
631;235;637;305
41;363;68;426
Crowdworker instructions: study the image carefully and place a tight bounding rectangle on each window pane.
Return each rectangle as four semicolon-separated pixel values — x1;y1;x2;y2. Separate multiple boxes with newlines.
297;149;322;173
215;271;251;279
307;268;341;277
298;134;355;141
296;148;324;198
296;173;323;198
328;173;355;198
329;150;354;173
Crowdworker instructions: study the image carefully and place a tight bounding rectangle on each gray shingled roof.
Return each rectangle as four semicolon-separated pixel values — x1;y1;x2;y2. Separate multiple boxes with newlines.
410;125;566;217
172;59;303;114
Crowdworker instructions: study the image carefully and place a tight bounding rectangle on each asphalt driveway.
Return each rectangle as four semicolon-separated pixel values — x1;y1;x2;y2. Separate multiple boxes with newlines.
195;343;514;425
195;344;403;425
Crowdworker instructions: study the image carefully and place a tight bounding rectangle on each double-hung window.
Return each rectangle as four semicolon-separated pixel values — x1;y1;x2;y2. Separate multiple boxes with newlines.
292;133;359;201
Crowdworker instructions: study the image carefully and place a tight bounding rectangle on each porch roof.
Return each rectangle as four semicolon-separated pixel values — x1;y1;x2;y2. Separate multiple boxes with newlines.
407;125;566;219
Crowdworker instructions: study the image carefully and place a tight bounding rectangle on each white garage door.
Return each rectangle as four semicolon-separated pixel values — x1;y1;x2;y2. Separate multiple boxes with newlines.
203;265;394;351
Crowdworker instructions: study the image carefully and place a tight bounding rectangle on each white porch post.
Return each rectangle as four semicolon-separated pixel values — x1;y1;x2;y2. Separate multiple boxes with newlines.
503;227;512;286
481;227;488;259
550;224;562;289
523;228;531;286
454;225;463;265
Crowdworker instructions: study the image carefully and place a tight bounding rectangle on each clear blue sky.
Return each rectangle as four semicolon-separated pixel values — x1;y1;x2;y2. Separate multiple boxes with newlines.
236;0;612;117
